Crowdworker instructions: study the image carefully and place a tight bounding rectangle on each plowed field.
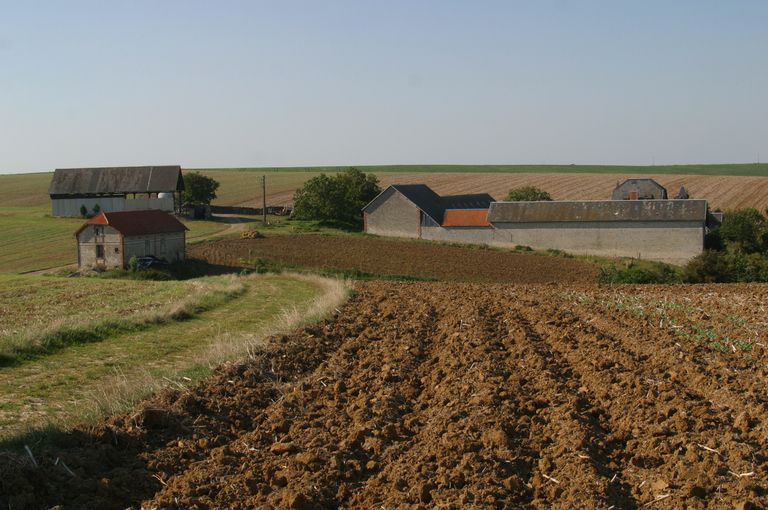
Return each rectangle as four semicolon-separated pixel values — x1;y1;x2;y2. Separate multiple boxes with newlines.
225;172;768;212
188;235;599;284
4;281;767;509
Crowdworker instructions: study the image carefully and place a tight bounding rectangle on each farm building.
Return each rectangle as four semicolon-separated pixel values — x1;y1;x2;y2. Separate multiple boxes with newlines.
49;166;184;217
363;183;709;264
487;199;707;264
611;178;668;200
75;210;188;269
362;184;494;239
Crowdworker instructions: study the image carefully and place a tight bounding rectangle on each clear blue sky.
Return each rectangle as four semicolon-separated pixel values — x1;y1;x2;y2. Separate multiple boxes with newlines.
1;1;766;173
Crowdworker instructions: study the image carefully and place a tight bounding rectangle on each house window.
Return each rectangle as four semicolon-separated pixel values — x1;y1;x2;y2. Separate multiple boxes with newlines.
94;226;103;236
96;244;105;259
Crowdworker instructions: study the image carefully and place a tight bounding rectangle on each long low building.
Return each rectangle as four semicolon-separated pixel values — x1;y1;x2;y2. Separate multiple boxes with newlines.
363;183;709;264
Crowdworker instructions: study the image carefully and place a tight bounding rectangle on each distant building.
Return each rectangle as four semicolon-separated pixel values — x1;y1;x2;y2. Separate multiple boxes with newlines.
75;210;188;269
363;183;708;264
49;166;184;217
612;178;668;200
675;186;690;199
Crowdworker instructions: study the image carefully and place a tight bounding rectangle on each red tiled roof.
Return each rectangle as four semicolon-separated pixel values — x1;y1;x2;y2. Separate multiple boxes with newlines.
441;209;490;227
77;210;188;236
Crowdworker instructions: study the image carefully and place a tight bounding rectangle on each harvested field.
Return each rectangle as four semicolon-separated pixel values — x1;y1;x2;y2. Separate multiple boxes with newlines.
187;235;599;284
215;171;768;212
4;281;767;509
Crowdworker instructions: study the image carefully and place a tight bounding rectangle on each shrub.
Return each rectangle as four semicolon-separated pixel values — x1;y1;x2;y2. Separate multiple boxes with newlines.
127;256;139;272
505;186;552;201
92;203;101;215
79;204;88;218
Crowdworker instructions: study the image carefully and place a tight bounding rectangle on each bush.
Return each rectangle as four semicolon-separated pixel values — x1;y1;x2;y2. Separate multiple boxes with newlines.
598;261;682;284
128;256;139;272
684;250;768;283
79;205;88;218
505;186;552;201
92;203;101;215
292;168;381;229
716;208;767;253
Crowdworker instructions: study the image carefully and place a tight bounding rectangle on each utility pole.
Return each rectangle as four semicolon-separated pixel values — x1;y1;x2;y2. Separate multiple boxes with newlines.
262;175;267;225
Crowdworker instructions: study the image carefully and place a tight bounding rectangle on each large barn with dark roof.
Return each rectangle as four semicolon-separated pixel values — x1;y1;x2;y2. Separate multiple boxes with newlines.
49;166;184;217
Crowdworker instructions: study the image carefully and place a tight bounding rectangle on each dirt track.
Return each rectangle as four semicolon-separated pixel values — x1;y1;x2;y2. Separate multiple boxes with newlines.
188;235;599;284
3;282;767;509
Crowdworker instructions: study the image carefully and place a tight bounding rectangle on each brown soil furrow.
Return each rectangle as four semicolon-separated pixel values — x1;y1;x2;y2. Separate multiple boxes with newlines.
3;281;767;510
508;296;638;508
189;236;598;284
546;298;767;507
149;286;445;508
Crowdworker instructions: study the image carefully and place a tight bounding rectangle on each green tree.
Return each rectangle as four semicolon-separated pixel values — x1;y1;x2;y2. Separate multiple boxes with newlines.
717;208;767;253
292;168;381;228
182;172;220;205
505;185;552;201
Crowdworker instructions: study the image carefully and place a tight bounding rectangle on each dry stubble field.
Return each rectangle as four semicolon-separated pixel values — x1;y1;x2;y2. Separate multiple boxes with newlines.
209;171;768;212
4;281;767;509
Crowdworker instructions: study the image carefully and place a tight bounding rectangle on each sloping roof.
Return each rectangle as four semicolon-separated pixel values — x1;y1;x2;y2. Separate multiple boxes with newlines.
488;199;708;223
50;166;183;196
442;209;491;227
76;210;188;237
442;193;495;210
612;178;667;200
363;184;495;224
390;184;445;222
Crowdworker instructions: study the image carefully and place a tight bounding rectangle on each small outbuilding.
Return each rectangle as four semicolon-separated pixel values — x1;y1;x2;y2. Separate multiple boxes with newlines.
50;166;184;217
612;178;668;200
75;210;188;269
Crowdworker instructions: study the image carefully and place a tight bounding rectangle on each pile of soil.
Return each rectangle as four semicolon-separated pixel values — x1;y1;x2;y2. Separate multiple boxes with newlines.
188;235;598;284
2;281;767;509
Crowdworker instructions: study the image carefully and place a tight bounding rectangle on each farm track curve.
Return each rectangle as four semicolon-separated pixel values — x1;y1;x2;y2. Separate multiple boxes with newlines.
2;281;767;509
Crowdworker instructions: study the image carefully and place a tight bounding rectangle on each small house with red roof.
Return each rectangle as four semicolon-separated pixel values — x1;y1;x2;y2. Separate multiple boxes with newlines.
75;210;188;269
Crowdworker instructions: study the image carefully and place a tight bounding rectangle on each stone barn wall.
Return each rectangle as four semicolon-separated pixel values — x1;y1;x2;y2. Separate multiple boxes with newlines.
123;232;186;264
76;225;123;268
489;221;703;265
364;188;422;238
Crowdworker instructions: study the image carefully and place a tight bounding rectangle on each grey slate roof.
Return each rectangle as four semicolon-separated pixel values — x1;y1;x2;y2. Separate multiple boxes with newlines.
368;184;495;223
442;193;495;210
612;178;668;200
49;166;184;196
488;199;708;223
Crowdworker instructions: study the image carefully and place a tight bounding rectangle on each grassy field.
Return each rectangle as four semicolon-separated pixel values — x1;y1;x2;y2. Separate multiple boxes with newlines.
0;206;229;273
0;273;348;438
0;274;196;337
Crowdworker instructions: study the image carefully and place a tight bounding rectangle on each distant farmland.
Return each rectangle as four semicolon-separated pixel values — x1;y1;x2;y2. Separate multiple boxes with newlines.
191;166;768;213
